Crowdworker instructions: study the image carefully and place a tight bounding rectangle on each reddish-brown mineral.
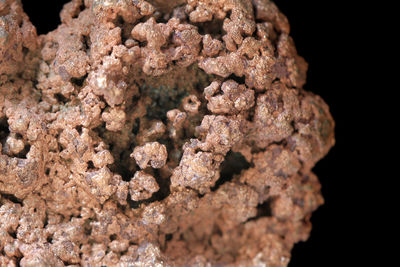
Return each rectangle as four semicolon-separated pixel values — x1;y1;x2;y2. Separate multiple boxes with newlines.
0;0;335;266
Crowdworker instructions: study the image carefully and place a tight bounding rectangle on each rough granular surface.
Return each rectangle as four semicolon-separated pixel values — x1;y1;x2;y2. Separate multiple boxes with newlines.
0;0;335;266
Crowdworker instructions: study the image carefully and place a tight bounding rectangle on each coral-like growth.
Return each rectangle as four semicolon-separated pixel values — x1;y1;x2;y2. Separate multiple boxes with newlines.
0;0;334;266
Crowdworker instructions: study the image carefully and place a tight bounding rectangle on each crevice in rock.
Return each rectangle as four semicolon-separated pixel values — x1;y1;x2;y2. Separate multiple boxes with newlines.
110;148;135;182
0;193;22;204
93;123;136;182
147;0;186;15
226;74;246;85
71;74;88;87
15;143;30;159
255;198;272;217
55;93;69;104
195;18;225;39
211;150;251;192
0;117;10;145
127;169;171;209
247;198;273;222
139;80;189;124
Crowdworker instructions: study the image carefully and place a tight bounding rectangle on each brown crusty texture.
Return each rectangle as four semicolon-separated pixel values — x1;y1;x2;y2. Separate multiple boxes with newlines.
0;0;335;266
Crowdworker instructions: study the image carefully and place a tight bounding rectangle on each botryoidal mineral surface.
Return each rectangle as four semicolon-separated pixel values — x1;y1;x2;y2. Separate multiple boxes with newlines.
0;0;334;266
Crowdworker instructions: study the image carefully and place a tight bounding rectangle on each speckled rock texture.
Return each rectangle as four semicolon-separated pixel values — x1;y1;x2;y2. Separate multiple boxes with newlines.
0;0;335;266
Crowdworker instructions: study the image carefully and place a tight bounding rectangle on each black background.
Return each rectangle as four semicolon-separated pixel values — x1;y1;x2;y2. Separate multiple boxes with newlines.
20;0;363;266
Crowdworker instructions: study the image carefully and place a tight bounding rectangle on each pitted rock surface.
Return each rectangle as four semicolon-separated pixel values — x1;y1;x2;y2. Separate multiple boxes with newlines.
0;0;334;266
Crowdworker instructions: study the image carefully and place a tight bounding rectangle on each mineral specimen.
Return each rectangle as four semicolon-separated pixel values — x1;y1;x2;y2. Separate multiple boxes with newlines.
0;0;334;266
